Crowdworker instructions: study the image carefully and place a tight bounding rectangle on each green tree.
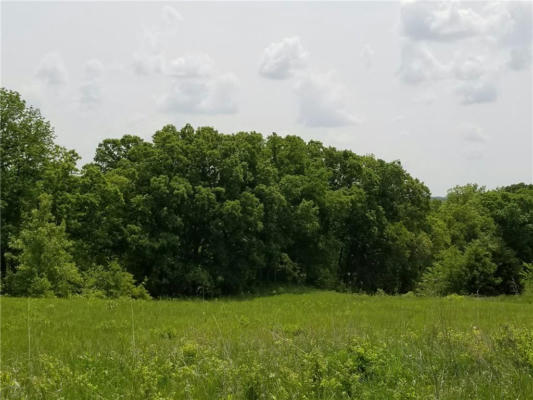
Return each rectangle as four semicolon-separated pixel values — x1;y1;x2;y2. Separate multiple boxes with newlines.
420;184;528;295
1;88;57;275
5;194;82;297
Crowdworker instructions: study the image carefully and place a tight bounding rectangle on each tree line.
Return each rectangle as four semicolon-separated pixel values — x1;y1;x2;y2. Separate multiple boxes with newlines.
1;88;532;298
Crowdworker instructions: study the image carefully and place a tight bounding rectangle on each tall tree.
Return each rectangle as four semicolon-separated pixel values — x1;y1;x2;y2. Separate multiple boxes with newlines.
1;88;59;275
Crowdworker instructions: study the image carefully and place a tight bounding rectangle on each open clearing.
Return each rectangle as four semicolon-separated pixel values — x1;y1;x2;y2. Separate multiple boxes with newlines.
1;291;533;399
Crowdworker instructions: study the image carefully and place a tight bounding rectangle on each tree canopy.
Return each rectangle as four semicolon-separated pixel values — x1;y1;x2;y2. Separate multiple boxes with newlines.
1;88;532;297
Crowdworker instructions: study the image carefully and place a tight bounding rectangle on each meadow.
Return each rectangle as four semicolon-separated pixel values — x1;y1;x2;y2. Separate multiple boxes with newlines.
1;291;533;399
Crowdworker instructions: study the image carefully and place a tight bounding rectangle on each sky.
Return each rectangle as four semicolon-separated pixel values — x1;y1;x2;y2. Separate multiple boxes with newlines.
1;1;532;196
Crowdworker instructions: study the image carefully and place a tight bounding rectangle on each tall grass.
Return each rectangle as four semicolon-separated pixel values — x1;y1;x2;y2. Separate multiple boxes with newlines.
1;292;532;399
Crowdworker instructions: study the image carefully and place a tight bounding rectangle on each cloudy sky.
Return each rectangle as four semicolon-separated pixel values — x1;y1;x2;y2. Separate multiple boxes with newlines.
2;1;531;195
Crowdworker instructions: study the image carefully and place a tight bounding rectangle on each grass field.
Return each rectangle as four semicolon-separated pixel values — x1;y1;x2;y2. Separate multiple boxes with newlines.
1;291;533;399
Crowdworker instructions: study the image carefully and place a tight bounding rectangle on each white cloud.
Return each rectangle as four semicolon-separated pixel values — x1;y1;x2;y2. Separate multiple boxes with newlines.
131;6;184;76
399;42;495;83
399;1;502;42
259;36;308;79
456;79;498;105
201;73;239;114
453;56;487;81
396;2;527;105
132;28;165;75
35;52;68;86
400;1;532;70
23;52;69;108
158;73;239;115
131;7;240;116
259;36;358;127
294;71;359;127
398;46;499;104
397;42;448;84
401;1;480;41
165;54;215;78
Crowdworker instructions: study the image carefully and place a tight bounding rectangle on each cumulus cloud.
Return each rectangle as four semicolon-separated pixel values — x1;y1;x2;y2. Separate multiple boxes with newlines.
158;72;239;114
129;6;240;115
396;1;529;104
131;6;183;76
35;52;68;86
158;53;239;115
400;1;532;68
132;29;166;75
398;42;449;84
165;54;215;78
258;36;357;127
456;79;498;105
22;52;69;107
453;56;488;81
259;36;308;79
294;71;359;127
399;44;497;87
400;1;494;42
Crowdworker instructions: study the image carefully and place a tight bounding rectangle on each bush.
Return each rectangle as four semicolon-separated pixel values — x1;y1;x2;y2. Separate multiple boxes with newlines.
82;260;150;299
419;239;502;296
4;194;83;297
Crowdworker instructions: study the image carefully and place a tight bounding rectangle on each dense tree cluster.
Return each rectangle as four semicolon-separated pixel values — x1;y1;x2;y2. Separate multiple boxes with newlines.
420;184;533;295
1;88;532;297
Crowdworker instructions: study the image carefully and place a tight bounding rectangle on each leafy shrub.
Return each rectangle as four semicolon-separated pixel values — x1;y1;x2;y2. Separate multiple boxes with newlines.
4;194;83;297
82;260;150;299
419;239;502;296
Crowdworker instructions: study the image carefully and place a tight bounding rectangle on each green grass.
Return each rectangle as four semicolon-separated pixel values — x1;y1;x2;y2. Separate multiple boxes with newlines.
1;291;533;399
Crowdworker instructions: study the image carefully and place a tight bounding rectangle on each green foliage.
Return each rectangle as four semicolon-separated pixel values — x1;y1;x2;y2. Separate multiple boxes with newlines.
2;191;148;299
420;184;532;295
72;121;434;296
5;194;82;297
2;88;532;297
82;260;151;299
0;88;77;277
